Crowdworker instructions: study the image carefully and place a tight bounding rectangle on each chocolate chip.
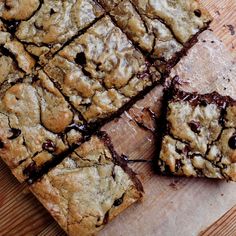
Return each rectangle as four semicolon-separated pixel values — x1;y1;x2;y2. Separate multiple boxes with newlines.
200;100;208;107
0;140;4;148
82;67;91;77
6;21;20;33
175;159;183;171
50;8;56;15
228;135;236;149
8;128;21;140
23;162;36;177
42;139;56;152
113;197;123;207
75;52;87;66
194;9;202;17
4;3;11;10
188;121;201;133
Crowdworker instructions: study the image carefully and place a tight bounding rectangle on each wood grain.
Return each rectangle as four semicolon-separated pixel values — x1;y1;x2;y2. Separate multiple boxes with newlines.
201;206;236;236
0;1;236;236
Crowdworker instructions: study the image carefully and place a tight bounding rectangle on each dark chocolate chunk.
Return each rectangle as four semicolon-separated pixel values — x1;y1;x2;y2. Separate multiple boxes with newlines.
42;139;56;152
188;121;201;133
0;140;4;148
4;2;11;10
194;9;202;17
113;197;123;207
8;128;21;140
23;162;37;177
228;135;236;149
6;21;20;33
50;8;56;15
75;52;87;66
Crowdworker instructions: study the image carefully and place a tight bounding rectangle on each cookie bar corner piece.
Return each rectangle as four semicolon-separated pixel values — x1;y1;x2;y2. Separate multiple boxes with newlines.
1;0;104;65
30;132;143;236
101;0;212;72
157;87;236;181
0;70;84;183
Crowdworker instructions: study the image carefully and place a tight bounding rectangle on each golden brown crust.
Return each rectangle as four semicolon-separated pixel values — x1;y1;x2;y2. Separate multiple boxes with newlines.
110;0;183;61
14;0;104;64
129;0;212;44
45;16;160;123
0;0;40;21
0;70;77;182
158;89;236;181
30;135;143;236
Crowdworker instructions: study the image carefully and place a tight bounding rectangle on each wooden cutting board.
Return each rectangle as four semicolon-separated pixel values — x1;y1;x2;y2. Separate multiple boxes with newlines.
0;1;236;235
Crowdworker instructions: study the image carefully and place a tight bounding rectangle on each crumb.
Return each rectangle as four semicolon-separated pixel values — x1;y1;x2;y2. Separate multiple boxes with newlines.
169;183;178;190
225;24;235;36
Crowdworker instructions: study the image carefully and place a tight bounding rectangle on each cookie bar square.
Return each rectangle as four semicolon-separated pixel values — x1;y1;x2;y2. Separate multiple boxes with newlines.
102;0;212;71
0;0;104;64
45;16;160;124
30;133;143;236
0;70;83;182
158;87;236;181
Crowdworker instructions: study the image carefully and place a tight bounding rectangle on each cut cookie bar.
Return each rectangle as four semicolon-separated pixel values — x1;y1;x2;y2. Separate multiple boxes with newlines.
0;0;104;64
100;0;212;71
158;87;236;181
45;16;160;124
0;70;83;182
30;133;143;236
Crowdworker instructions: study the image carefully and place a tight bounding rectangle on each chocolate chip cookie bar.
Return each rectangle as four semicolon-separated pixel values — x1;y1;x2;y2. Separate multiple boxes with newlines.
158;87;236;181
0;69;83;182
44;16;160;124
0;0;104;65
30;133;143;236
99;0;212;71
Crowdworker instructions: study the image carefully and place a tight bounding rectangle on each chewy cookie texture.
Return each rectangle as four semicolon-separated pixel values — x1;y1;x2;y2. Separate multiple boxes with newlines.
0;0;214;235
158;87;236;181
30;133;143;236
0;69;83;182
44;16;160;124
0;0;104;64
99;0;212;70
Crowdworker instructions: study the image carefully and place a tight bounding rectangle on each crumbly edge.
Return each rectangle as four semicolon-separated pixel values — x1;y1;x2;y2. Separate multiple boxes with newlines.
156;84;236;180
29;132;144;235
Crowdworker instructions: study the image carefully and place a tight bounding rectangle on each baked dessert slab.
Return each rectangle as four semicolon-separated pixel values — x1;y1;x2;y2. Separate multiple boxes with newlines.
0;69;83;182
0;0;104;65
99;0;212;71
30;133;143;236
158;87;236;181
44;16;160;124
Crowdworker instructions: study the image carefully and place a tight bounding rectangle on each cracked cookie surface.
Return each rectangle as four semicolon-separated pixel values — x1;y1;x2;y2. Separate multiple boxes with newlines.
30;133;143;236
45;16;160;124
99;0;211;71
9;0;104;64
158;88;236;181
0;70;82;182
